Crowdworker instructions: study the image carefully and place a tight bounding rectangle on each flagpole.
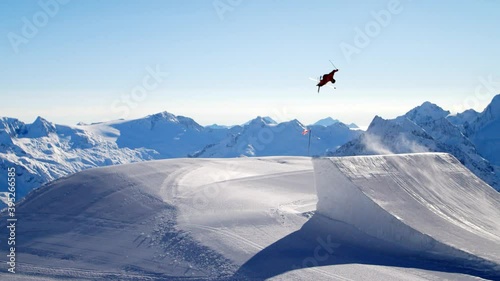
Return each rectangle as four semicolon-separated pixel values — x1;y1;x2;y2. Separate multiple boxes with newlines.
308;129;312;156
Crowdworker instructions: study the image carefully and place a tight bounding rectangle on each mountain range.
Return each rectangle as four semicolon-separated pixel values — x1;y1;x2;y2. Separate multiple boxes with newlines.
0;114;359;202
333;94;500;190
1;94;499;204
190;117;360;157
311;116;360;129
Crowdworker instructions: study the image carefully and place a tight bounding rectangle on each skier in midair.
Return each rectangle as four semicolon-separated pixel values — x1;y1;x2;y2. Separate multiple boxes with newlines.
316;68;338;93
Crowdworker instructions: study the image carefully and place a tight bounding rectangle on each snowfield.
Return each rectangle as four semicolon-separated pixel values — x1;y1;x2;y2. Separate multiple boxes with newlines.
1;153;499;280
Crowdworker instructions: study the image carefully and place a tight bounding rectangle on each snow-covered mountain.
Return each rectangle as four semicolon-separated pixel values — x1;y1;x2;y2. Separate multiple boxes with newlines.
205;124;233;130
333;97;500;191
190;117;361;157
447;109;480;132
311;117;359;129
3;94;499;205
106;112;231;158
466;95;500;166
242;116;277;126
347;123;360;129
0;112;235;203
312;117;340;127
0;116;157;201
0;113;360;204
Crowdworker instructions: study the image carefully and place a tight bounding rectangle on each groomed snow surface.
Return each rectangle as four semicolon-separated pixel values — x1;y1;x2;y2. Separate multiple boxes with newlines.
1;153;499;280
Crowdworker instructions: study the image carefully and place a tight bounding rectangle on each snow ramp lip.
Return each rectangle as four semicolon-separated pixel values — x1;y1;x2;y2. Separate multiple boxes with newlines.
313;153;500;266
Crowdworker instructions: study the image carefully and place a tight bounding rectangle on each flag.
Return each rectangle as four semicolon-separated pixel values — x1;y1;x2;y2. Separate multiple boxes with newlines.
302;129;309;135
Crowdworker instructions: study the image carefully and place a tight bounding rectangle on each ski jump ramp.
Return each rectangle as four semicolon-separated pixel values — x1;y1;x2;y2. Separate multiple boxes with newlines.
313;153;500;266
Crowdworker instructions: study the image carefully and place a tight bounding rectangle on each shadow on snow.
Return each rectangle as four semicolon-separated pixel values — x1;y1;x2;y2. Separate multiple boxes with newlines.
233;214;500;280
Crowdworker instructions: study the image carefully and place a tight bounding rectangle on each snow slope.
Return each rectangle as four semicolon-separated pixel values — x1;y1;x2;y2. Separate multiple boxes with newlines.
1;153;498;280
314;153;500;265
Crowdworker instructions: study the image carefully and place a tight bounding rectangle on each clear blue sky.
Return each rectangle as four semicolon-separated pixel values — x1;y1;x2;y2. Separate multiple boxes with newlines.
1;0;499;127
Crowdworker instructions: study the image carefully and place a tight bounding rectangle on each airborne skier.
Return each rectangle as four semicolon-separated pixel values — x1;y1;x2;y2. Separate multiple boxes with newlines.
316;60;339;93
316;68;338;93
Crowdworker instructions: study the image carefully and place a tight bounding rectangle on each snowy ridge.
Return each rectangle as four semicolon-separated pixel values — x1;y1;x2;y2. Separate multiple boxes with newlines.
1;153;499;280
314;153;500;265
3;95;499;206
467;95;500;166
191;118;361;157
0;117;156;202
447;109;480;131
333;97;500;191
0;113;361;205
311;117;359;129
312;117;341;127
108;111;228;158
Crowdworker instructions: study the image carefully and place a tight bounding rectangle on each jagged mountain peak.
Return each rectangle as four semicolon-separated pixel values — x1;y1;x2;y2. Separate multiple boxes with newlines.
280;119;305;130
192;117;359;158
447;109;480;126
367;115;385;127
206;124;232;130
246;117;267;128
481;94;500;119
467;94;500;166
148;111;178;122
490;93;500;106
245;116;277;126
311;117;359;129
347;123;359;129
22;116;56;138
244;116;272;127
176;116;203;130
313;117;340;127
458;108;480;117
141;111;203;131
334;104;499;190
0;117;24;135
365;116;427;139
262;116;277;124
405;101;450;124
